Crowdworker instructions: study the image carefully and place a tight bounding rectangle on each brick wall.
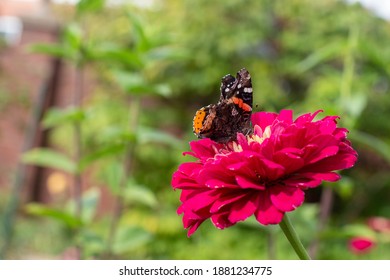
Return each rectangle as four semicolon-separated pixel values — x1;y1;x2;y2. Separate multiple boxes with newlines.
0;0;100;207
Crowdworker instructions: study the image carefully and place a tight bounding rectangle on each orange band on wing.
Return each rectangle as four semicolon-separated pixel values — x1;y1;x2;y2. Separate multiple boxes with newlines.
232;97;252;112
193;108;207;134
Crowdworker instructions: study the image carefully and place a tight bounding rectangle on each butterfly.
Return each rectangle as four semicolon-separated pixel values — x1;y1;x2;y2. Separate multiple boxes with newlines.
192;68;253;143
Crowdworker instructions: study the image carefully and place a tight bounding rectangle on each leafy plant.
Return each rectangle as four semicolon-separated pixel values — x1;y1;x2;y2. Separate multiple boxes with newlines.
2;0;390;260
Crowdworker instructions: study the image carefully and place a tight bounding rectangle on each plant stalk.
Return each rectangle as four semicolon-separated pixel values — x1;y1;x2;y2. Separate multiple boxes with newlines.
309;186;333;259
279;213;311;260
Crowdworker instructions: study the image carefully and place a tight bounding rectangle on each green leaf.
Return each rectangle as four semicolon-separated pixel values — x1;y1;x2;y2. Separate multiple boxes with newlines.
349;130;390;165
96;126;137;145
123;180;158;208
153;84;172;97
113;70;172;96
78;230;105;257
79;143;125;171
77;0;105;14
25;203;82;229
341;92;367;118
100;162;123;193
291;42;342;74
333;176;354;199
91;44;143;67
342;224;376;239
81;188;101;224
63;23;83;51
128;13;150;52
321;224;376;240
137;126;180;146
114;71;152;94
112;225;152;255
146;46;179;61
43;107;86;128
28;43;70;59
28;24;84;62
22;148;77;174
65;188;101;224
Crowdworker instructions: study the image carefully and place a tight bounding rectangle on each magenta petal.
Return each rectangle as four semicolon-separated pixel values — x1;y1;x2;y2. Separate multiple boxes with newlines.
270;186;305;212
333;127;348;140
210;192;248;213
177;162;202;175
303;150;357;173
255;192;284;225
273;149;304;174
171;173;198;189
294;110;323;125
228;196;257;223
172;162;204;189
235;175;265;190
246;155;285;181
237;133;250;150
304;172;341;182
228;162;246;171
317;116;338;134
310;144;340;163
188;139;221;161
277;109;293;124
186;221;203;237
304;134;340;164
283;176;322;188
180;189;217;212
198;164;236;186
205;179;239;189
211;211;235;229
251;111;277;129
182;215;206;237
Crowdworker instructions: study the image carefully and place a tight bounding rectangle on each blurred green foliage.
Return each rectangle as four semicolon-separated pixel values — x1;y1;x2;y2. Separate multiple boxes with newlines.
1;0;390;259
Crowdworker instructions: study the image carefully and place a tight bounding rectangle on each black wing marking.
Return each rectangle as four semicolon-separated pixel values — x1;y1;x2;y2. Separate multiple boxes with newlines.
234;68;253;109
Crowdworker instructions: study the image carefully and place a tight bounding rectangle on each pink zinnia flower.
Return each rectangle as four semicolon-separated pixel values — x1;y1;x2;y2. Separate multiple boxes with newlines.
172;110;358;236
349;237;375;254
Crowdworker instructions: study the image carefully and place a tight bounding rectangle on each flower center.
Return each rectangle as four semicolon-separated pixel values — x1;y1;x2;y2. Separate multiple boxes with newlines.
249;125;272;144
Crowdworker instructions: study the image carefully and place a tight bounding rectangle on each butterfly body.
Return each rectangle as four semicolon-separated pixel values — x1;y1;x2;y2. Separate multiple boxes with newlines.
192;68;253;143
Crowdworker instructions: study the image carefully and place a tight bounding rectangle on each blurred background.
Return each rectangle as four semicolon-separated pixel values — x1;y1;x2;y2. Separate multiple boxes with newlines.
0;0;389;260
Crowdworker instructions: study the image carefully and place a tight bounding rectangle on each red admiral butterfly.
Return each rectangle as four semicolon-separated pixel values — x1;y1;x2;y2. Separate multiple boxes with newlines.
193;68;253;143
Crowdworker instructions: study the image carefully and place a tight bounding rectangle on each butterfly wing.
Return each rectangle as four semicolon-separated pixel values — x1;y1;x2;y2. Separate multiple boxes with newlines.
193;68;253;143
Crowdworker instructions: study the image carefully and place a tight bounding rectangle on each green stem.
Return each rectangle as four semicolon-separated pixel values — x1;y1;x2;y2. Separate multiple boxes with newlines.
279;213;311;260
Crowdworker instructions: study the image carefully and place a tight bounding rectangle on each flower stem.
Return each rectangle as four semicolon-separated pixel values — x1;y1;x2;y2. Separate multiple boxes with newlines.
279;213;311;260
